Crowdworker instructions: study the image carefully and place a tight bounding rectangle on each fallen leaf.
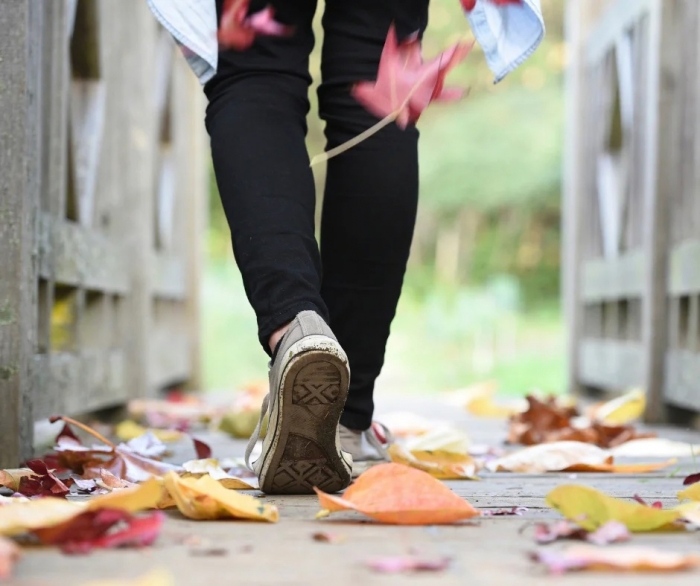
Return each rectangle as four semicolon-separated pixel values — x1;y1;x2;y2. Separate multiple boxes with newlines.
683;472;700;486
114;420;183;443
181;459;256;490
546;485;681;532
678;482;700;502
534;520;630;545
588;388;645;425
366;555;451;574
218;0;294;51
51;416;182;482
487;442;674;474
531;545;700;574
0;536;20;579
482;507;528;517
16;460;70;497
0;469;36;493
314;463;479;525
85;477;162;513
312;532;345;544
163;471;278;522
403;426;471;454
78;568;174;586
376;411;444;438
97;469;135;490
192;438;212;460
387;444;479;480
33;509;164;554
352;25;471;129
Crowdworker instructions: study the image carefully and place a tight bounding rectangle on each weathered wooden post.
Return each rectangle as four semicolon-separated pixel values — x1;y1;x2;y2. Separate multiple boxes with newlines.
0;2;41;467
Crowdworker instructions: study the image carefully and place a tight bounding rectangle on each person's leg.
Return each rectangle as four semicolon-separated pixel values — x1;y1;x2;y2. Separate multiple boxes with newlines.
205;0;325;353
318;0;429;431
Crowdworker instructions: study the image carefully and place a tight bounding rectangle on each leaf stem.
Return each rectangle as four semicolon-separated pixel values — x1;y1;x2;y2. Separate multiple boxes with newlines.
310;114;397;167
50;415;117;449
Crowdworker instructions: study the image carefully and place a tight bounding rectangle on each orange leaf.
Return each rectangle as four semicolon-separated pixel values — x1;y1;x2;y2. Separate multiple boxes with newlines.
314;463;478;525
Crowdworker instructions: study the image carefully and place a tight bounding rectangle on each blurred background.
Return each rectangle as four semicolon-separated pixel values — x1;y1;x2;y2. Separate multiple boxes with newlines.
204;0;566;397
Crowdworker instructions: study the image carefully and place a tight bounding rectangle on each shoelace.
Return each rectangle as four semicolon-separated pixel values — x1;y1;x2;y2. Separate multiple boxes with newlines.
244;393;270;471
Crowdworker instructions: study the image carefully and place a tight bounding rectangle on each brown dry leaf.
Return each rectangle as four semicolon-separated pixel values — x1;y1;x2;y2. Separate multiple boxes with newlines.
0;536;21;579
314;463;479;525
387;444;479;480
509;395;654;448
163;471;278;522
487;442;674;474
0;469;37;493
532;545;700;574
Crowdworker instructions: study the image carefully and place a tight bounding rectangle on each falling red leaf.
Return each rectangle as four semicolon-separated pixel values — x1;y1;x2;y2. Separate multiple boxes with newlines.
193;438;212;460
33;509;164;554
683;472;700;486
352;25;472;129
49;416;181;482
218;0;294;51
461;0;523;11
16;460;70;498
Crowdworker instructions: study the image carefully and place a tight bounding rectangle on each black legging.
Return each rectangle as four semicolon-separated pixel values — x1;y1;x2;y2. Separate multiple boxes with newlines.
205;0;429;431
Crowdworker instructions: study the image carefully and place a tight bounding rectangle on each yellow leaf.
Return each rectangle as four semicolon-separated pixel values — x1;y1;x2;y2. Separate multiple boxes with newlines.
463;382;524;419
163;471;277;522
546;485;681;532
181;459;257;490
589;388;645;425
114;420;183;443
403;426;470;454
79;569;174;586
0;469;36;492
387;444;479;480
0;498;84;537
678;482;700;502
85;477;162;513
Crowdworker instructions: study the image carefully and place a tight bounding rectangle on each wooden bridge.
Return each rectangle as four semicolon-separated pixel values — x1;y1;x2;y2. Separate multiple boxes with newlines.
0;0;207;467
2;0;700;469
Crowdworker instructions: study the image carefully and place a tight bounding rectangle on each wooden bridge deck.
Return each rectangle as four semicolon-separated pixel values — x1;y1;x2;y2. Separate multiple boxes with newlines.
9;394;700;586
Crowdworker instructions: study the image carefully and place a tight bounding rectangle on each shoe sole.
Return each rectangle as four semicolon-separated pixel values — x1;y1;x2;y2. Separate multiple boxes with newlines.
258;348;352;495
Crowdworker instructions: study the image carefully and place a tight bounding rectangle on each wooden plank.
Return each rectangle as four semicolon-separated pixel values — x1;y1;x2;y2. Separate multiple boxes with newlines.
586;0;656;64
0;1;41;467
581;251;646;301
38;213;129;293
644;0;681;422
668;239;700;295
665;349;700;411
32;351;127;419
152;253;187;300
579;338;646;390
149;331;191;390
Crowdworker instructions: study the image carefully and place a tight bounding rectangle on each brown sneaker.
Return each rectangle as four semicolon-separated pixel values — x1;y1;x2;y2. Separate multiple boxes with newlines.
245;311;353;494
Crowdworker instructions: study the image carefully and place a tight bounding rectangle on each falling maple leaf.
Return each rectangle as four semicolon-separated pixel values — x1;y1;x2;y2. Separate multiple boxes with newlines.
531;545;700;574
0;536;20;580
312;26;472;166
218;0;294;51
352;25;472;129
461;0;523;11
314;463;479;525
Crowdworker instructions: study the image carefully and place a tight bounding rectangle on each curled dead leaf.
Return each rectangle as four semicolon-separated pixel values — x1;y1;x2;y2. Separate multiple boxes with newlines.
387;444;479;480
314;463;479;525
163;472;278;522
0;470;36;493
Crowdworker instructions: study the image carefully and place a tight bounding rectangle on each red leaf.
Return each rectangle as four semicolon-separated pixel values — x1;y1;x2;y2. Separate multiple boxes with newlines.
17;459;70;497
218;0;294;51
193;438;212;460
683;472;700;486
33;509;164;554
55;422;82;445
461;0;523;12
352;25;472;128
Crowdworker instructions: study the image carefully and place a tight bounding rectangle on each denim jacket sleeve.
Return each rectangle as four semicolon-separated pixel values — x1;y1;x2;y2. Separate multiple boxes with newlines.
146;0;544;85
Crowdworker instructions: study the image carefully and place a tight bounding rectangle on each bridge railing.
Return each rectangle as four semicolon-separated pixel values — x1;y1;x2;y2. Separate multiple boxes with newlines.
0;0;207;467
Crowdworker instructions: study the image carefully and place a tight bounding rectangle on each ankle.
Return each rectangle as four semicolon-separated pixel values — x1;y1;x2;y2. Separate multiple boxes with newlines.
269;322;291;354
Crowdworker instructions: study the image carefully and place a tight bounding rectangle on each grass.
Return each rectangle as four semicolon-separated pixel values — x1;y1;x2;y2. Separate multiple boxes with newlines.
201;260;566;397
